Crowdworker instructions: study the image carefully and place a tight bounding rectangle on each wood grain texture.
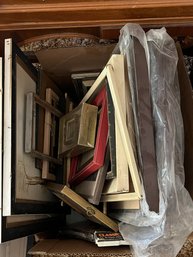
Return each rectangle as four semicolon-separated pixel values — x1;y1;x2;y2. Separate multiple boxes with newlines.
37;70;64;155
110;200;140;210
101;192;139;202
1;1;193;54
132;37;159;212
42;89;59;181
1;1;193;32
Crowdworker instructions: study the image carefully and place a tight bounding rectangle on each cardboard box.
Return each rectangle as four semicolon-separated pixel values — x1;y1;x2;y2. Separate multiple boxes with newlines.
28;239;132;257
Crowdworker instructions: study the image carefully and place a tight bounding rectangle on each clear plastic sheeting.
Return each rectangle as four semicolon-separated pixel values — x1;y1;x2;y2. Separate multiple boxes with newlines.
113;24;193;257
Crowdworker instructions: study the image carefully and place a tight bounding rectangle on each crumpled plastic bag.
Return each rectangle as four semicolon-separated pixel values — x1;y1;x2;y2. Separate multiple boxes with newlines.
112;23;193;257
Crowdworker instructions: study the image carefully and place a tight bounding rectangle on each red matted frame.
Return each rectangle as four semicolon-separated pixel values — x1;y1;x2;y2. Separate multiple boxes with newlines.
68;86;108;186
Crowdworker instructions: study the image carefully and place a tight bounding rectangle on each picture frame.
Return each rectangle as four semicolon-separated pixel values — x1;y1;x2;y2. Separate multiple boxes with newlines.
42;88;61;181
106;55;142;200
46;183;118;232
25;91;63;166
58;102;98;158
3;38;63;216
69;87;108;186
71;72;99;102
74;143;110;205
77;54;142;201
106;84;116;180
103;59;130;194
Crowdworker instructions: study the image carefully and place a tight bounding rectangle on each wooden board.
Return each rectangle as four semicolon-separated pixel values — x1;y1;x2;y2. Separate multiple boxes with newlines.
6;214;57;228
3;38;12;216
132;37;159;212
109;200;140;209
66;99;74;186
37;70;64;154
2;1;193;31
101;192;140;202
42;88;59;181
110;200;140;210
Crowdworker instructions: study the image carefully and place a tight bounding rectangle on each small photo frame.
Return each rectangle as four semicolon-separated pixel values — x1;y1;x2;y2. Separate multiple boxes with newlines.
69;86;108;186
58;102;98;157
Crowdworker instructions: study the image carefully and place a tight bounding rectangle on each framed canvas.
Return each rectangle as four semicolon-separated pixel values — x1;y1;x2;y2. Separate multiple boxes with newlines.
69;87;108;186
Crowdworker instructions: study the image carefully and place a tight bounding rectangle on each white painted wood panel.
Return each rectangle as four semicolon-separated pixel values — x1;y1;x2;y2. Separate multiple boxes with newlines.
0;237;27;257
3;39;12;216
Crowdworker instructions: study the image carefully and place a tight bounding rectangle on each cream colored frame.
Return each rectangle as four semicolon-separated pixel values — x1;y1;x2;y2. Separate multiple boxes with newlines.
81;54;142;202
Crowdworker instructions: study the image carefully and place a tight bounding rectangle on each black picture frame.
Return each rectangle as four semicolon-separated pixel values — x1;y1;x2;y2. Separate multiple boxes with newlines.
5;40;63;215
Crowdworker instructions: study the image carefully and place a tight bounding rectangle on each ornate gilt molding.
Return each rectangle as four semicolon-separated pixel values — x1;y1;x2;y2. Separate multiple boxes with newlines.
19;33;116;53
